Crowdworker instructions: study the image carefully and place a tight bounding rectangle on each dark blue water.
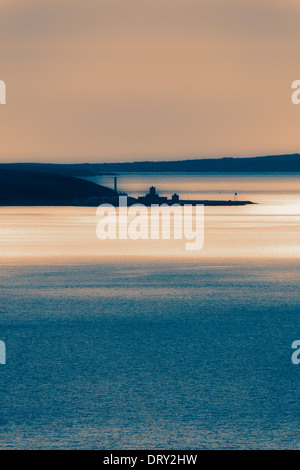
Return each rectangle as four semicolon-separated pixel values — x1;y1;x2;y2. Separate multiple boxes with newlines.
1;260;300;449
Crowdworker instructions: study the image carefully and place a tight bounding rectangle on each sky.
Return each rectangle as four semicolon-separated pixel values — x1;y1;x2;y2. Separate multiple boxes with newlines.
0;0;300;163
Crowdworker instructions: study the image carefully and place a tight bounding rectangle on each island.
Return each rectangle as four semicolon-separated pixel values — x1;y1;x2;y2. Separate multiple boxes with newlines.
0;169;254;207
0;169;118;206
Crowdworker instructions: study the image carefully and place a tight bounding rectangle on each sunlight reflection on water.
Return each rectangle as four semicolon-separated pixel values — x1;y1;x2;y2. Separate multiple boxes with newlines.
0;174;299;262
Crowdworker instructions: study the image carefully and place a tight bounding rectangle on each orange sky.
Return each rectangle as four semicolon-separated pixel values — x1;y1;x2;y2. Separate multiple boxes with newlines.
0;0;300;162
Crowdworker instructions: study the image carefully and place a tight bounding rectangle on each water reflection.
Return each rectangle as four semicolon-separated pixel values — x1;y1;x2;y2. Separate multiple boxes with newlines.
0;174;299;262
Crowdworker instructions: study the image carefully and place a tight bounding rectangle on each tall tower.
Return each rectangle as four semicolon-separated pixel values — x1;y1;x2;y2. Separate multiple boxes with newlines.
149;186;156;197
114;176;118;193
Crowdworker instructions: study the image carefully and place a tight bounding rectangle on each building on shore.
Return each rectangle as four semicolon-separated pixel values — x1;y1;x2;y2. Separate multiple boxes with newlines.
138;186;168;205
136;186;253;207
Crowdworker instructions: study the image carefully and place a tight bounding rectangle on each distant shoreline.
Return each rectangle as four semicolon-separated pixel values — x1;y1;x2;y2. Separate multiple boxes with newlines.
1;153;300;176
0;168;255;207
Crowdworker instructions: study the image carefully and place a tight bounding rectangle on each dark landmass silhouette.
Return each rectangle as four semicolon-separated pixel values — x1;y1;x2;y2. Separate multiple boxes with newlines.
0;169;118;206
0;163;100;177
0;168;254;206
93;153;300;173
1;153;297;206
137;186;254;206
0;153;300;176
0;153;300;175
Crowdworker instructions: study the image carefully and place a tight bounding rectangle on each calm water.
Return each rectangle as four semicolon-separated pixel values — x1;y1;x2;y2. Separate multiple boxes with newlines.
86;171;300;203
1;173;300;261
0;173;300;449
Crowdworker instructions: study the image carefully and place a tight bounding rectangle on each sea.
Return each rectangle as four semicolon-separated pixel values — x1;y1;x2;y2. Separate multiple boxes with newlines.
0;173;300;449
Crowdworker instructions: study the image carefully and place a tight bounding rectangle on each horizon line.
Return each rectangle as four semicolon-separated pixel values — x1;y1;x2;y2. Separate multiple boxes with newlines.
0;152;299;166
